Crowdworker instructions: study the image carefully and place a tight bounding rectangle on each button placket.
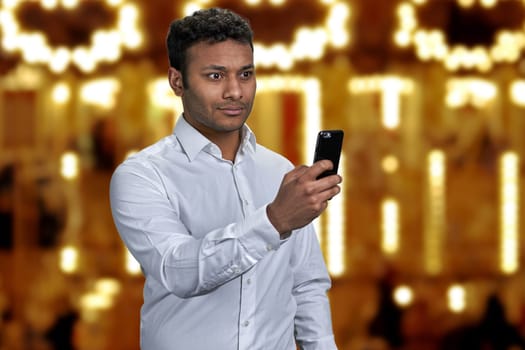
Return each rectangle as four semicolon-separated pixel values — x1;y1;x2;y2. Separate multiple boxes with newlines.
231;163;254;217
238;270;257;347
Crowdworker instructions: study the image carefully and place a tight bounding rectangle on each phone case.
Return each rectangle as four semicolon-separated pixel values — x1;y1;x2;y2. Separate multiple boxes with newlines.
313;130;344;178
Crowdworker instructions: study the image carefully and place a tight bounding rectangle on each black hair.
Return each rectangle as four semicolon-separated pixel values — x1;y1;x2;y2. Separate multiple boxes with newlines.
166;8;254;85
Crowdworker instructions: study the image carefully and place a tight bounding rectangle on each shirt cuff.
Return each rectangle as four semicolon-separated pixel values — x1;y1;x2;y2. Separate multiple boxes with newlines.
237;205;282;261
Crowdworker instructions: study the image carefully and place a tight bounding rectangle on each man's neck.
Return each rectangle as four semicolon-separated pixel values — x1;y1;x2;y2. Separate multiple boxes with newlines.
214;131;242;162
182;114;243;161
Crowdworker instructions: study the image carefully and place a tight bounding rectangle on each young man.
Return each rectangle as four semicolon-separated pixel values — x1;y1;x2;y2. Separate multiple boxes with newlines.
110;7;341;350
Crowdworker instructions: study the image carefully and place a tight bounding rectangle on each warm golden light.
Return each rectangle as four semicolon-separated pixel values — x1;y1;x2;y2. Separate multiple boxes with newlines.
52;82;70;105
0;1;143;73
480;0;497;8
183;0;350;70
124;149;139;160
447;284;466;313
326;154;346;277
80;78;120;109
94;278;121;297
148;78;184;117
348;75;414;130
500;152;519;274
395;0;525;72
424;150;446;275
60;152;79;180
445;78;497;108
510;80;525;107
60;245;78;273
394;285;414;307
79;278;121;324
257;76;321;164
41;0;59;9
381;197;399;254
125;249;142;275
80;292;112;311
382;155;399;173
382;77;406;129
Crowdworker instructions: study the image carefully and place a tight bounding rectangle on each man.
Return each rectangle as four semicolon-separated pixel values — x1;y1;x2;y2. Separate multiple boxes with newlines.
110;7;341;350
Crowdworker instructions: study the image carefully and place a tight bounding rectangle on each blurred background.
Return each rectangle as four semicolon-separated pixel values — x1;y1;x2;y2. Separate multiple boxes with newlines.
1;0;525;349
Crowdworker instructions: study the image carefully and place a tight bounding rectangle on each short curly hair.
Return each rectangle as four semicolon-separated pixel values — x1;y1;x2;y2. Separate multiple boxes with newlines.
166;8;254;85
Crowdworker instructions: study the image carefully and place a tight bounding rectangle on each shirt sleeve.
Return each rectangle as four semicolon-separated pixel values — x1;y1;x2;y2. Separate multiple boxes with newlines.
109;161;281;298
291;223;338;350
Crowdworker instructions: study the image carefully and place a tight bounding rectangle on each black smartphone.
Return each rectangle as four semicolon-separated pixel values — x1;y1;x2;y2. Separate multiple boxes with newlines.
313;130;344;179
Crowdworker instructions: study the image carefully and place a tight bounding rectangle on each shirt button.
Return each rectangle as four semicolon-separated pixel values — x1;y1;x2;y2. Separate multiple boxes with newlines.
246;278;251;285
243;321;250;327
266;244;274;251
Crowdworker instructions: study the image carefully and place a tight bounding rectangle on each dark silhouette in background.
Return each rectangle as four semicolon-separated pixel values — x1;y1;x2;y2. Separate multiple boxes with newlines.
44;307;78;350
368;277;405;349
0;164;14;251
440;293;525;350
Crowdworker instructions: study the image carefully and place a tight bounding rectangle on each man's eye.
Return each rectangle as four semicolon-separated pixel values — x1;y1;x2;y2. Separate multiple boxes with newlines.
241;71;253;79
209;72;222;80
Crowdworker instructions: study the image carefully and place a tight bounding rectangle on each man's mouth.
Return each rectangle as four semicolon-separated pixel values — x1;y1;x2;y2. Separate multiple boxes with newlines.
219;105;244;115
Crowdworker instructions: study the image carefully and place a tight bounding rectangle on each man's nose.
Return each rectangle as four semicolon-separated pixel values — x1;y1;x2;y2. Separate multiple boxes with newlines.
223;77;243;100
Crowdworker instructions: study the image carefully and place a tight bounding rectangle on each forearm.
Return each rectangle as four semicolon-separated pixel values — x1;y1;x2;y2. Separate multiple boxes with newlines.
110;164;281;297
159;206;281;297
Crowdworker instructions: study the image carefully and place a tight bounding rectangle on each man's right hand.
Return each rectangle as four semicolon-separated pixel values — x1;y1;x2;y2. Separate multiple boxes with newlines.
266;160;342;236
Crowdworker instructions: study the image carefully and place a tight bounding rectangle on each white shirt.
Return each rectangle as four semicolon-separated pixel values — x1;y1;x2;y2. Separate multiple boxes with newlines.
110;116;337;350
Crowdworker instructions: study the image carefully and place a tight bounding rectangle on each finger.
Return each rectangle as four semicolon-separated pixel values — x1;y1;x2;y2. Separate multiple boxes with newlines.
320;184;341;202
313;174;342;191
317;200;329;216
283;165;309;184
310;160;334;179
293;164;309;174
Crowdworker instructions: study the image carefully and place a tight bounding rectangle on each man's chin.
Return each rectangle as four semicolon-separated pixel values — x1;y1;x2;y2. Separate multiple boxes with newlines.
219;117;248;131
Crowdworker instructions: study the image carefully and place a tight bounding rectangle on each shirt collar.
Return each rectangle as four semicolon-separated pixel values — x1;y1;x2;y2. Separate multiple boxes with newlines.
173;114;257;162
241;124;257;156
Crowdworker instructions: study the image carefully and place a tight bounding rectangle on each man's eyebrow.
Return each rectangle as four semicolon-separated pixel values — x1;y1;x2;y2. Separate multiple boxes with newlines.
204;64;227;71
203;64;255;71
241;64;255;70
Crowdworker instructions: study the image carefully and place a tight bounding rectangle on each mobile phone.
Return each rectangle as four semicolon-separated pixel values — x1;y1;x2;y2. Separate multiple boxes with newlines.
313;130;344;179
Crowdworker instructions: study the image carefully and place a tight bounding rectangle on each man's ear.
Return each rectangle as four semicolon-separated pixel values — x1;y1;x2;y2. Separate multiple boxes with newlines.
168;67;184;96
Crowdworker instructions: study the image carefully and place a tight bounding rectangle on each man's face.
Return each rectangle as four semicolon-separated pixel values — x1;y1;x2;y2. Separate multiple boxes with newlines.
169;39;256;141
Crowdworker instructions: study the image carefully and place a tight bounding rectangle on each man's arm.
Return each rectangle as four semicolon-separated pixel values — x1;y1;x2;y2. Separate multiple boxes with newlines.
109;161;281;298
